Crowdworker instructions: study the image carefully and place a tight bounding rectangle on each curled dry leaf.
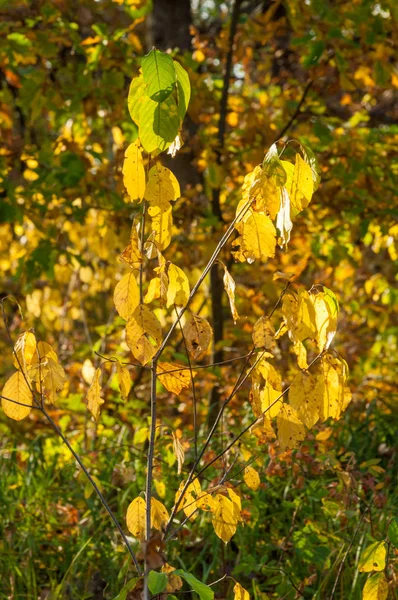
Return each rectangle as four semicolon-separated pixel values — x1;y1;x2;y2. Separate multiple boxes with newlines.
182;313;213;360
172;431;185;475
221;262;239;322
120;223;142;267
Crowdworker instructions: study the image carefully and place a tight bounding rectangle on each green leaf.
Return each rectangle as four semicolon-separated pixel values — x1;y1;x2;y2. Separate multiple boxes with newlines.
141;49;176;102
173;570;214;600
174;60;191;120
139;95;180;154
112;578;139;600
323;286;339;318
127;74;147;126
388;518;398;548
147;570;168;595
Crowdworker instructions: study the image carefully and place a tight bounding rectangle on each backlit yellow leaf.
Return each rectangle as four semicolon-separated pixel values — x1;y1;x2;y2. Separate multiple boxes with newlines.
234;582;250;600
126;304;162;365
42;358;66;404
166;263;190;308
148;197;173;251
289;370;324;429
2;371;33;421
120;223;142;267
310;291;337;351
86;368;104;421
252;316;275;350
233;213;276;263
126;496;146;540
175;479;201;521
359;541;386;573
276;403;306;451
144;277;161;304
183;313;213;359
227;488;243;522
286;153;313;216
151;497;169;531
154;479;166;499
282;290;317;343
116;363;131;400
222;263;239;322
123;140;146;202
144;164;180;204
244;466;260;490
212;494;238;543
319;354;351;421
114;272;140;320
362;572;388;600
196;490;217;512
157;362;194;395
13;331;37;376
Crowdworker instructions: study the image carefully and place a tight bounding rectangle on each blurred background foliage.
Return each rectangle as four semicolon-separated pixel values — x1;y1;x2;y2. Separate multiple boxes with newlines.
0;0;397;598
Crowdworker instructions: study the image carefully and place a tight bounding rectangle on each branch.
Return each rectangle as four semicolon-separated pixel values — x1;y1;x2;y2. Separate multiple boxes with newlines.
273;79;313;142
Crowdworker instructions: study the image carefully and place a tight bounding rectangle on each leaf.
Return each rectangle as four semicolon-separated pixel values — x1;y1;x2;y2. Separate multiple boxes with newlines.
13;331;37;375
114;272;140;321
166;263;190;308
120;223;142;267
82;359;96;385
139;95;180;155
289;370;324;429
175;479;201;520
157;361;194;395
233;213;276;264
287;153;314;216
144;164;180;204
126;496;146;540
147;570;168;595
172;431;185;475
148;197;173;251
227;488;243;522
319;354;351;421
388;517;398;548
359;542;386;573
252;316;275;350
42;358;66;404
362;573;388;600
173;570;214;600
276;187;293;248
126;304;162;365
276;403;306;451
234;582;250;600
144;277;161;304
263;144;287;186
300;143;321;191
123;141;146;202
127;74;147;125
86;368;104;421
116;363;131;400
221;263;239;322
112;578;140;600
1;371;33;421
151;497;169;531
282;290;317;344
183;313;213;359
244;466;260;491
141;49;176;103
310;290;338;351
174;60;191;120
212;494;238;543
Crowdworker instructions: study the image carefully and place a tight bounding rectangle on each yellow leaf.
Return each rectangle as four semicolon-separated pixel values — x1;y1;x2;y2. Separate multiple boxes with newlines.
148;197;173;251
116;363;131;400
82;359;96;385
154;479;166;499
175;479;201;521
359;542;386;573
114;272;140;321
42;358;66;404
233;213;276;263
182;313;212;359
196;490;217;512
126;496;146;540
250;415;276;444
86;368;104;421
256;360;282;419
162;563;183;593
172;431;185;475
126;305;162;365
319;354;350;421
286;154;313;216
120;223;142;267
166;263;190;308
310;292;337;351
289;370;324;429
13;331;37;375
282;290;317;343
123;140;146;202
292;340;308;369
1;371;33;421
276;403;306;451
144;277;161;304
241;165;280;219
252;316;275;350
244;466;260;491
234;582;250;600
315;427;333;441
144;164;180;204
221;263;239;322
227;488;243;522
362;572;388;600
212;494;238;543
157;362;194;395
151;497;169;531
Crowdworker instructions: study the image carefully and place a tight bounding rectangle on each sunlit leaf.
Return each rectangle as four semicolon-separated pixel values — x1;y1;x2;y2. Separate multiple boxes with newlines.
252;316;275;350
166;263;190;308
212;494;238;543
116;363;131;401
123;140;146;202
141;49;176;103
13;331;37;376
244;466;260;491
234;582;250;600
182;313;212;359
276;403;306;450
1;371;33;421
175;479;201;521
221;263;239;322
120;223;142;267
157;362;194;395
144;164;180;204
126;496;146;540
151;497;169;531
362;572;388;600
233;213;276;263
359;541;386;573
86;367;104;421
289;370;324;429
114;272;140;321
126;304;162;365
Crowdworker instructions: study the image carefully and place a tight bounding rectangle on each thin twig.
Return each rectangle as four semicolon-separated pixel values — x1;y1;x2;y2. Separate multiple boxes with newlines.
273;80;313;142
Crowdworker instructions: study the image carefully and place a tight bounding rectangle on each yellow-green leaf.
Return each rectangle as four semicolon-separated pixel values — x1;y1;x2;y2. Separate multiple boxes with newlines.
126;305;162;365
116;363;131;401
2;371;33;421
87;368;104;421
114;272;140;321
244;466;260;491
126;496;146;540
123;140;146;202
234;582;250;600
166;263;190;308
359;542;386;573
362;572;388;600
276;403;306;451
